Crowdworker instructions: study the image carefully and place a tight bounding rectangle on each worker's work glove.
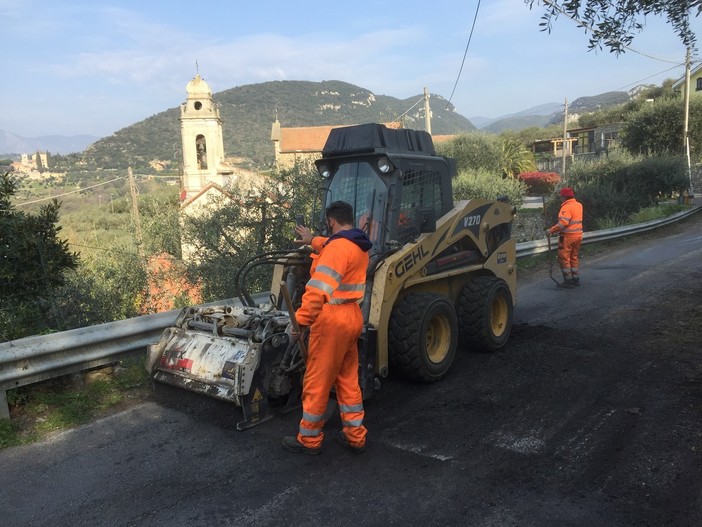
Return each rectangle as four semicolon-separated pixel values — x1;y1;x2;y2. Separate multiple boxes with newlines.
545;230;552;238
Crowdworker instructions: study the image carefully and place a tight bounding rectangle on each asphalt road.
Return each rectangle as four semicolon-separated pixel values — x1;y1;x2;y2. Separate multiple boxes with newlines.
2;213;701;527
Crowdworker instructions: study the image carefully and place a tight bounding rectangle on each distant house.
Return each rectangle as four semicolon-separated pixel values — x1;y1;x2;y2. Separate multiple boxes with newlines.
531;124;622;157
271;120;404;168
270;120;342;168
531;123;623;171
567;125;622;155
672;63;702;98
532;137;577;158
431;135;458;144
13;152;48;171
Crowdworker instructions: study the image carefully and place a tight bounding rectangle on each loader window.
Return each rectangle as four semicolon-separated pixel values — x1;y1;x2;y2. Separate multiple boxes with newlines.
395;168;444;245
326;162;386;249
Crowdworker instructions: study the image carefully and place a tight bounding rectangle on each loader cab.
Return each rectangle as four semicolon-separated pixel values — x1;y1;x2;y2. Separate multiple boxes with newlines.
315;123;456;256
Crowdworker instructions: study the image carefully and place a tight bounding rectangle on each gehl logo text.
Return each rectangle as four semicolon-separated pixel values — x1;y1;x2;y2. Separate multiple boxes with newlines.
394;245;430;278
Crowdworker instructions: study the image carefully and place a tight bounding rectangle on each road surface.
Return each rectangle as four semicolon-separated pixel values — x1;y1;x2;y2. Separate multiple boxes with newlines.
1;212;701;527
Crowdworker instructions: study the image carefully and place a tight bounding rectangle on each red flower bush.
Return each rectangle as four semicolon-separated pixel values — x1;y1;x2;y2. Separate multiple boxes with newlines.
518;171;561;195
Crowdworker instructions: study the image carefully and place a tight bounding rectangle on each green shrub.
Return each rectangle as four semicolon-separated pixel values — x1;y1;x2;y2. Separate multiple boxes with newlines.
555;152;690;229
630;203;686;223
53;251;147;328
452;168;526;208
436;132;502;173
0;418;24;449
568;151;687;200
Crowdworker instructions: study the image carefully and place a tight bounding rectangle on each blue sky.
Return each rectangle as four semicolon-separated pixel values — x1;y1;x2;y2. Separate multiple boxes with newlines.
1;0;699;138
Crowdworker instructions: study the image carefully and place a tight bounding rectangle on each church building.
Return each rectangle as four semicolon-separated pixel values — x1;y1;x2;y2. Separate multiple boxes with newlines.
179;74;234;200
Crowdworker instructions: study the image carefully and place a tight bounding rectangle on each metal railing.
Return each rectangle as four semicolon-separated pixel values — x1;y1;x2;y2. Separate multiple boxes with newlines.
0;294;269;419
516;204;700;258
1;205;700;418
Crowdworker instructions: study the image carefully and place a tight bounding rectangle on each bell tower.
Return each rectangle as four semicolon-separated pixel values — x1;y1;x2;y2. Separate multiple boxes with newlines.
179;74;231;199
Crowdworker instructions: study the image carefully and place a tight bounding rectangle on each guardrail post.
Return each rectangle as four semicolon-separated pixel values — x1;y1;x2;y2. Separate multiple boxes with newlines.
0;389;9;419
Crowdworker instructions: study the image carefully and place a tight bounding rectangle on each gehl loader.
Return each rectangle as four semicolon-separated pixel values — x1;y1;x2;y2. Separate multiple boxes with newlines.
146;123;517;430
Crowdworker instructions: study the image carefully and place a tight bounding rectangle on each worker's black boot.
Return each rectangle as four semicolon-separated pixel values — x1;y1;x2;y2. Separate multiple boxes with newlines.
336;431;365;453
557;279;575;289
282;436;322;455
572;277;580;287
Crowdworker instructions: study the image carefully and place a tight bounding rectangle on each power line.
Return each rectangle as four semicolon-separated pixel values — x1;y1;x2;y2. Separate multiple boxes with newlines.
14;176;127;207
541;0;685;64
445;0;481;110
396;96;426;121
614;62;687;91
67;242;141;257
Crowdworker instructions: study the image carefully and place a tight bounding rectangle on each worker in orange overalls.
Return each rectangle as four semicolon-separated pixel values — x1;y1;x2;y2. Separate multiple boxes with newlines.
282;201;372;455
547;187;583;289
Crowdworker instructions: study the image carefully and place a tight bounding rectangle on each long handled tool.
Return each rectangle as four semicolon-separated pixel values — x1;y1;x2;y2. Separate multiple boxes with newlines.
546;234;560;285
543;196;560;286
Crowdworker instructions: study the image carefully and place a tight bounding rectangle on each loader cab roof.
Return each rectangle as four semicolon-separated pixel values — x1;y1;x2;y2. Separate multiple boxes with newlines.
321;123;437;158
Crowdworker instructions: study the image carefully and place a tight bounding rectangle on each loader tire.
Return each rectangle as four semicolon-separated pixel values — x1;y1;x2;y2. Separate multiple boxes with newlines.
388;293;457;383
458;276;513;352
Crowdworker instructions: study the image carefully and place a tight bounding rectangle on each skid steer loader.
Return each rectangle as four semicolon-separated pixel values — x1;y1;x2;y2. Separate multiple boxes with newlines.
146;123;517;430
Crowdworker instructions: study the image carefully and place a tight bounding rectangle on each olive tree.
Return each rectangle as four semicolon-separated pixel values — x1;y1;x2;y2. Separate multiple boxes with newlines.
181;163;319;302
525;0;699;53
621;96;702;159
0;173;79;339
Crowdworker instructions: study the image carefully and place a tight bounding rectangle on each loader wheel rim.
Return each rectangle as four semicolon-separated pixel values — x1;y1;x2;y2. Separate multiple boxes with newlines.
490;293;509;337
426;314;452;364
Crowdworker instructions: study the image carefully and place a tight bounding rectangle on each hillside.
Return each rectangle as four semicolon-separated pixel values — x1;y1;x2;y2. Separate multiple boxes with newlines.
476;91;633;133
9;85;639;168
81;80;476;170
483;114;552;133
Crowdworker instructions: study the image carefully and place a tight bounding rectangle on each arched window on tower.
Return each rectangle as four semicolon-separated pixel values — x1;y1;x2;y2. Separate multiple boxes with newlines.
196;134;208;169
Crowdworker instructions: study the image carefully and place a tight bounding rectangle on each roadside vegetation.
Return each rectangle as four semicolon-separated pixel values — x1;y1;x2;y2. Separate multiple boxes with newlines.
0;357;150;449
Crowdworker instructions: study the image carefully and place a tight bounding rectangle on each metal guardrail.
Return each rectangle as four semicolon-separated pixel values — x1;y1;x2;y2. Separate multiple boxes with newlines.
516;204;701;258
1;205;700;419
0;295;268;419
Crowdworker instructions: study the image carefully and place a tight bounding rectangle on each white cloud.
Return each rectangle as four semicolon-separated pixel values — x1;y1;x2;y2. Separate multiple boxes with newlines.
3;0;700;136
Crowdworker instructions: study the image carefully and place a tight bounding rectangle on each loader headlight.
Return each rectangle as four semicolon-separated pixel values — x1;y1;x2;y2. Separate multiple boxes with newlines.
377;157;393;174
317;163;332;178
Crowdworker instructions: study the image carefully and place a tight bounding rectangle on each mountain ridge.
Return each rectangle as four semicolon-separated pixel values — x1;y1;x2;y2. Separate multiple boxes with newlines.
476;91;632;133
0;130;99;156
2;82;637;166
81;80;477;169
469;101;563;129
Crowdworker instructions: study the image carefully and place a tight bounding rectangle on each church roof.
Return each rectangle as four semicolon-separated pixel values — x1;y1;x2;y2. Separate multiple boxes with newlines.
277;122;403;153
186;74;212;97
180;182;236;209
280;125;339;153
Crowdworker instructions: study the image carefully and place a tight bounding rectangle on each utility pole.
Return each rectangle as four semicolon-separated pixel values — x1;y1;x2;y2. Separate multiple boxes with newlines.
683;47;693;193
562;97;568;180
424;87;432;135
683;47;691;153
128;167;145;261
